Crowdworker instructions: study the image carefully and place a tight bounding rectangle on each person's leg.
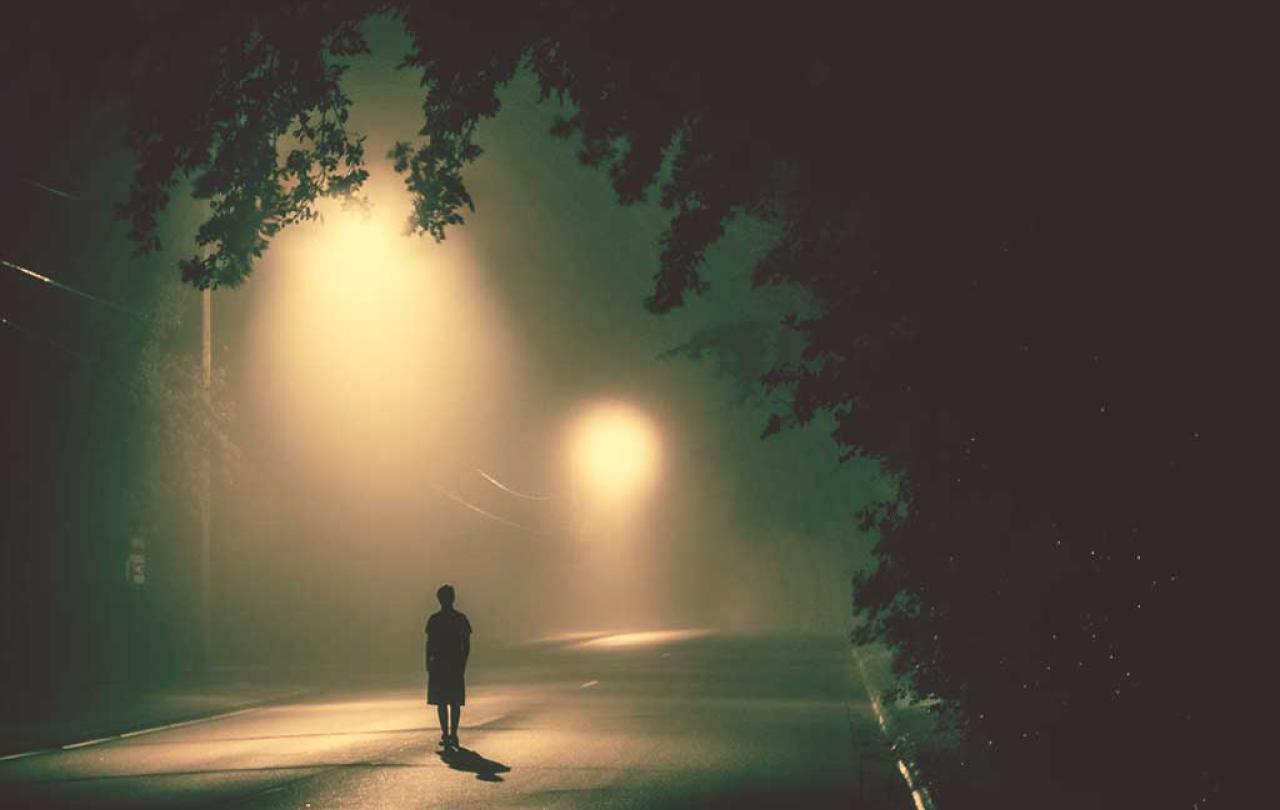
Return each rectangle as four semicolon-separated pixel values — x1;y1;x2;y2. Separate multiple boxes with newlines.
436;705;449;739
449;704;462;742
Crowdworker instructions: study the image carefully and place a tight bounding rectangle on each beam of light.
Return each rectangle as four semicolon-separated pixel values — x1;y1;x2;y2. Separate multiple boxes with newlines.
246;172;520;503
566;401;661;508
476;468;556;501
25;178;79;200
1;258;134;314
429;481;556;536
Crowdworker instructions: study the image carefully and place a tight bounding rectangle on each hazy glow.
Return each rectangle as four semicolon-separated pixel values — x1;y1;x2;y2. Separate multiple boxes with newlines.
567;402;661;506
577;629;712;649
533;631;614;644
246;175;517;502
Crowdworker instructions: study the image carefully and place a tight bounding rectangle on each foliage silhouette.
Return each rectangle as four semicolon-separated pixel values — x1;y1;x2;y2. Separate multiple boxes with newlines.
113;2;379;288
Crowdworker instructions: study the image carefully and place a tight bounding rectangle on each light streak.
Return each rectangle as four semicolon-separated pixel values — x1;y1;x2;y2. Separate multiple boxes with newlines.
476;468;555;501
26;178;79;200
429;481;555;536
1;258;134;314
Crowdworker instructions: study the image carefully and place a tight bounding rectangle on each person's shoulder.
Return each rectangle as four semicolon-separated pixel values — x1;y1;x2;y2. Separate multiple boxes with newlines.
456;611;472;629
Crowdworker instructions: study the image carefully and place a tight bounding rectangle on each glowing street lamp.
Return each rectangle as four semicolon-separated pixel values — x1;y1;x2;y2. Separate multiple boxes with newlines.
561;401;662;628
566;401;661;512
248;176;514;496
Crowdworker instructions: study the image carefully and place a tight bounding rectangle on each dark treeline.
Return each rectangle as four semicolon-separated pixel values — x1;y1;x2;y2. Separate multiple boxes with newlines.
3;3;1255;806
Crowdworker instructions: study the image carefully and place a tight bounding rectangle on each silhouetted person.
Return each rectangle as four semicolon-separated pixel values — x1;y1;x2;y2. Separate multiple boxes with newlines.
425;583;471;749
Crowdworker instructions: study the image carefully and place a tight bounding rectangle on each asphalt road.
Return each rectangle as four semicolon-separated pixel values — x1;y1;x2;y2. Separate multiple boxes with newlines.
1;633;910;809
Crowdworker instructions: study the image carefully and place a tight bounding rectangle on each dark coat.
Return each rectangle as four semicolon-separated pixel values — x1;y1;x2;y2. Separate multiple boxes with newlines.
425;609;471;705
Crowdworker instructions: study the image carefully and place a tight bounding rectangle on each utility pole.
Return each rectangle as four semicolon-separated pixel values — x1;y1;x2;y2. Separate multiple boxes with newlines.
199;286;212;671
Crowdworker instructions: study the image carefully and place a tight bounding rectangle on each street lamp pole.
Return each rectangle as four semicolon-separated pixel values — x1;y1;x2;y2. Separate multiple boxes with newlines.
199;286;212;671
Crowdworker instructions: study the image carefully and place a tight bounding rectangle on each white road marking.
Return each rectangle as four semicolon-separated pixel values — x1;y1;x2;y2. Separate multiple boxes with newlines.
117;707;255;739
61;737;113;750
0;749;48;762
579;680;599;689
1;693;304;761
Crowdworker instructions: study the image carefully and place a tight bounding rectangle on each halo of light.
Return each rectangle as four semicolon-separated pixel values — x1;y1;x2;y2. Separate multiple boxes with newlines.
246;175;517;501
567;401;661;506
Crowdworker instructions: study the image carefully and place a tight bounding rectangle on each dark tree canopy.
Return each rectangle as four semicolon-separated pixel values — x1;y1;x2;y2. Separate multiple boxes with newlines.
116;2;374;288
5;3;1245;808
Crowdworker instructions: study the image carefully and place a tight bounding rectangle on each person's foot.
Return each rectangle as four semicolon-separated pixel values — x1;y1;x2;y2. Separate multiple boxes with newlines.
448;733;460;748
439;734;451;749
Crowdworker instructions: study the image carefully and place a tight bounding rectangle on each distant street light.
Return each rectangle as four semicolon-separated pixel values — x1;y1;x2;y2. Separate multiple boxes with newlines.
563;401;662;628
566;401;661;512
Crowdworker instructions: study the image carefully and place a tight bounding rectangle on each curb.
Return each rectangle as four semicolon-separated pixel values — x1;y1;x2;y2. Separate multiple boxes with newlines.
851;646;937;810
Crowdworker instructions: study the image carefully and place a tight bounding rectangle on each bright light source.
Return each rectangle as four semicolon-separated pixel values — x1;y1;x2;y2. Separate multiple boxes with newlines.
246;173;518;500
567;402;661;506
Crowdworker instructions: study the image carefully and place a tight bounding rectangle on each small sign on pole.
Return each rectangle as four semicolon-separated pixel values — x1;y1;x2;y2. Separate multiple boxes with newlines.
126;536;146;586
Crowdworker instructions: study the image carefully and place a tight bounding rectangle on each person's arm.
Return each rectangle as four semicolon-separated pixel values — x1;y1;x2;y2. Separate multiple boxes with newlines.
461;616;471;670
425;620;435;672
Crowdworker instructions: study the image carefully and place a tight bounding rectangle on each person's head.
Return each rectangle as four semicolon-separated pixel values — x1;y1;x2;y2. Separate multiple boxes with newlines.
436;584;456;608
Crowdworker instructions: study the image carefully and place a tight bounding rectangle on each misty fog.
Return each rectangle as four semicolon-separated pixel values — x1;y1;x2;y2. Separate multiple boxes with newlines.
133;18;890;671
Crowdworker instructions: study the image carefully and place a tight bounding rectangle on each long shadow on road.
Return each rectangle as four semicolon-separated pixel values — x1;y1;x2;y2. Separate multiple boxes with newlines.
439;746;511;782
